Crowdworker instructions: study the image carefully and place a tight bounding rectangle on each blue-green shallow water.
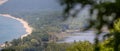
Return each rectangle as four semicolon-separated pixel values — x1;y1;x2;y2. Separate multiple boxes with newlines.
0;16;26;44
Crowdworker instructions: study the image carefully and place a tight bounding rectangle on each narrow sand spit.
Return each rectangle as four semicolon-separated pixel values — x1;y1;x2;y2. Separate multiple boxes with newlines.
0;14;33;48
0;0;33;39
0;0;8;5
0;0;33;48
0;14;33;39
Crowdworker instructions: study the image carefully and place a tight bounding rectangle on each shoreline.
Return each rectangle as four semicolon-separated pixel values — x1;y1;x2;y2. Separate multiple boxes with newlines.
0;0;32;48
0;14;33;48
0;14;33;39
0;0;8;5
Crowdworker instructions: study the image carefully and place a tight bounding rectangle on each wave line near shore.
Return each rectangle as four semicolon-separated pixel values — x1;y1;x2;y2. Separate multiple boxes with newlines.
0;14;33;39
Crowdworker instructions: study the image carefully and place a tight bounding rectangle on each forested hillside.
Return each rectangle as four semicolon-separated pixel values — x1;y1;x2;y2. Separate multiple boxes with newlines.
1;0;120;51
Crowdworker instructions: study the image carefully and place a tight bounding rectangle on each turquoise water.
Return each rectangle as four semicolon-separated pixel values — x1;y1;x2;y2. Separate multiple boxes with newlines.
0;16;26;44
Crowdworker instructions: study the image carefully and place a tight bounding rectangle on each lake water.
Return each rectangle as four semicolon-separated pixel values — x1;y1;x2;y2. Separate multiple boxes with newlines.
57;31;104;43
0;16;26;44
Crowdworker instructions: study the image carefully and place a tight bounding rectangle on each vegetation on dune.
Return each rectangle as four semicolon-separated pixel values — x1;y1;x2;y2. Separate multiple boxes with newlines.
1;11;69;51
2;0;120;51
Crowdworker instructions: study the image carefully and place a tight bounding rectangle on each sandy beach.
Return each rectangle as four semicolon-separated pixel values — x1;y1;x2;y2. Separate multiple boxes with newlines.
0;0;8;5
0;0;33;48
0;14;33;39
0;14;33;48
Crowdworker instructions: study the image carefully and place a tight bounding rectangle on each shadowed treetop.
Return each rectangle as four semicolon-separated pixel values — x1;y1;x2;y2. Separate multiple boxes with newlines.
59;0;120;30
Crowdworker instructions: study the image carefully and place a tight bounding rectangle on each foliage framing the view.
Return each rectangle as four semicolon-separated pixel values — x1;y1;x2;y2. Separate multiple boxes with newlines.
59;0;120;51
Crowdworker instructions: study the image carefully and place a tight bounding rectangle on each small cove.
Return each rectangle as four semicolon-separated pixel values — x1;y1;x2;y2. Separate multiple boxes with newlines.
0;15;26;44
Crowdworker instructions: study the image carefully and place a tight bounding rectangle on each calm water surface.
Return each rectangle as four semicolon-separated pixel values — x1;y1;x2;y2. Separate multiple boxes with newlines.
57;31;104;43
0;16;26;44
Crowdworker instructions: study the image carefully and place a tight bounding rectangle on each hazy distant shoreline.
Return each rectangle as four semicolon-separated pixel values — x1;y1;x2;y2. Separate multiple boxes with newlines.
0;0;8;5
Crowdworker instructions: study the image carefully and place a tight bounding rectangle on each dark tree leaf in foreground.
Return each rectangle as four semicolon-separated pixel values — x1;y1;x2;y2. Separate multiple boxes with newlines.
59;0;120;51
